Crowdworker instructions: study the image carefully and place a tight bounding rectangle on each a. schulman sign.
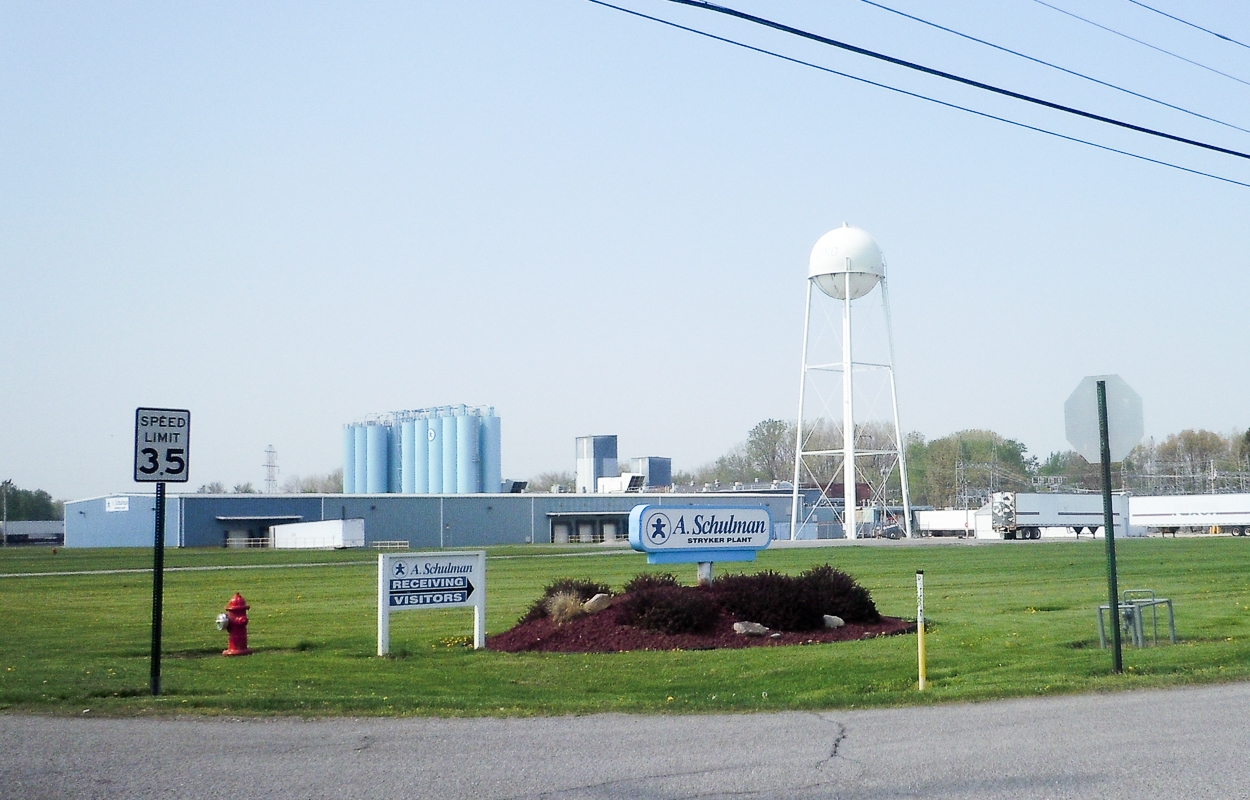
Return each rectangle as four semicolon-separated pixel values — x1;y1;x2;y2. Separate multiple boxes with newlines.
377;550;486;654
629;505;773;564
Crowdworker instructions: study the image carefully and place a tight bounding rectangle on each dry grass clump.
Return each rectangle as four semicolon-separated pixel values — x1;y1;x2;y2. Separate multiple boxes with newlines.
545;591;586;626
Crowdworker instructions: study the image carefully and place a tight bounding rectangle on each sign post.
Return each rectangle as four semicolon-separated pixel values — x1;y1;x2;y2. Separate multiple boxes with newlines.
1065;376;1142;676
916;570;926;691
133;407;191;696
378;550;486;655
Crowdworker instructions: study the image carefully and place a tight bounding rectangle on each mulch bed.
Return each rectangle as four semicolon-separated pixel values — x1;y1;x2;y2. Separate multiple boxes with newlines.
487;595;915;653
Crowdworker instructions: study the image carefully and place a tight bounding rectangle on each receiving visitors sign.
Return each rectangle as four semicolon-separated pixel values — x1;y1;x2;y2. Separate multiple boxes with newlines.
377;550;486;654
629;505;772;564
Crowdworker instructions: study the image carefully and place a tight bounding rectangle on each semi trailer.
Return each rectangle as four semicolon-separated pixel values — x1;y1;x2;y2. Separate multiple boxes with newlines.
988;492;1130;539
1129;494;1250;536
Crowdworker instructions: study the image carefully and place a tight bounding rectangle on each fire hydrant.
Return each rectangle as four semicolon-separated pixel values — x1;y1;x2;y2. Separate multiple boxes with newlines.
215;593;253;656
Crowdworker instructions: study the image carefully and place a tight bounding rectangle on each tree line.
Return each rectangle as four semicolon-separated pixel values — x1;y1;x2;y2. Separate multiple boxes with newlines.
1;480;64;521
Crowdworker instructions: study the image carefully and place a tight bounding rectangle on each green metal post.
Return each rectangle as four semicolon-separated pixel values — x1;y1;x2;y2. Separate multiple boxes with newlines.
1097;381;1123;674
150;482;166;696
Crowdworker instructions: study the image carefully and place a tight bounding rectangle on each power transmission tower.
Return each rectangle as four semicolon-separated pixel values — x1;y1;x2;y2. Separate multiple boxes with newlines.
263;446;279;494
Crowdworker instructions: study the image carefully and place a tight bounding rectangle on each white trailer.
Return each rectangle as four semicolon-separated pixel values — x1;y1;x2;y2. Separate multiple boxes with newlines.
915;508;976;537
270;518;365;549
987;492;1130;540
1129;494;1250;536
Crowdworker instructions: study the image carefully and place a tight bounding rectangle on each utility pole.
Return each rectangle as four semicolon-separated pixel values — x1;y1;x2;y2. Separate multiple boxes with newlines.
2;479;10;548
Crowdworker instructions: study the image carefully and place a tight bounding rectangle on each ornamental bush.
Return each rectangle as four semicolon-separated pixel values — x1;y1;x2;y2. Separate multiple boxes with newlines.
709;565;878;631
622;572;680;594
615;585;720;635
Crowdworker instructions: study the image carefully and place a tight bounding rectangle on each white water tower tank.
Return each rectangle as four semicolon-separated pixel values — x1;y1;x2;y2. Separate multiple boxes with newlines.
808;224;885;300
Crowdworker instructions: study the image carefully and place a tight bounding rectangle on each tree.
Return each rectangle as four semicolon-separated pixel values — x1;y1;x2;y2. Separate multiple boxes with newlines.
744;419;795;482
280;468;343;493
0;480;62;521
232;483;258;494
196;482;226;494
527;471;575;492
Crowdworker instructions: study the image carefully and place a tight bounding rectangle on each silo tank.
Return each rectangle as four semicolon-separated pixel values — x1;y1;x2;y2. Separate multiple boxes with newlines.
426;414;443;493
342;425;357;494
388;423;402;493
366;424;389;494
354;426;368;495
457;411;480;493
480;412;501;494
413;417;430;493
401;420;416;494
441;412;458;494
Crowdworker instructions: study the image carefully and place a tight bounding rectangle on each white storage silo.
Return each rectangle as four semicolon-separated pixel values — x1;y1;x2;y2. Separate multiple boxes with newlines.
442;409;458;494
481;411;501;494
354;426;368;495
457;409;480;493
427;412;443;493
413;416;430;493
388;423;402;493
366;424;389;494
401;420;416;494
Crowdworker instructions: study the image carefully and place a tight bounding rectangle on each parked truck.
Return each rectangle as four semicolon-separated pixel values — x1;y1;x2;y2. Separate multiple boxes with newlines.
1129;494;1250;536
988;492;1129;539
915;508;976;537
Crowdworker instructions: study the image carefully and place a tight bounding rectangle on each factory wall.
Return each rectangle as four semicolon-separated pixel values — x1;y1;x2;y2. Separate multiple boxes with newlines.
64;492;794;549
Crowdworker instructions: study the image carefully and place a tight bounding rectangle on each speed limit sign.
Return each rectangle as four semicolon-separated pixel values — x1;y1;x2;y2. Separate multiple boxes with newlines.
134;408;191;483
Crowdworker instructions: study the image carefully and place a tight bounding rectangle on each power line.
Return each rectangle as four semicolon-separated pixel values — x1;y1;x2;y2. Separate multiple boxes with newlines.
1031;0;1250;88
1126;0;1250;51
585;1;1250;189
857;0;1250;135
665;0;1250;162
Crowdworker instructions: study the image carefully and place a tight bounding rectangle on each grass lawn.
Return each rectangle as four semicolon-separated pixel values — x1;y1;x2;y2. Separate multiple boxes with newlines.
1;538;1248;717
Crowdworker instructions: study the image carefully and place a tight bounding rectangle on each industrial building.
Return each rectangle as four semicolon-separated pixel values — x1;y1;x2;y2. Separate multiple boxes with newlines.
64;491;797;549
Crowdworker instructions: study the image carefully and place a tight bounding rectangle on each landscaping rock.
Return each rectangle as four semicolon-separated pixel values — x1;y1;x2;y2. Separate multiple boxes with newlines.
582;593;612;614
824;615;845;628
733;621;770;636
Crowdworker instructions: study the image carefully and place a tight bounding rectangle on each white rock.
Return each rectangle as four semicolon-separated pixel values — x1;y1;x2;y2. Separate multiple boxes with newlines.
733;621;770;636
582;593;612;614
823;615;845;628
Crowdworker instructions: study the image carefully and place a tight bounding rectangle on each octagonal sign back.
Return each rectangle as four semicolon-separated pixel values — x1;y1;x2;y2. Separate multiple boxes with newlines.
1064;374;1143;463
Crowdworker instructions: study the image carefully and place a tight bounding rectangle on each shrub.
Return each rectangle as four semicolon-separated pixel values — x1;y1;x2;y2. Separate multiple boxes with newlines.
798;565;879;623
518;577;612;624
615;585;720;635
622;572;680;594
711;571;820;631
709;566;879;631
545;591;585;626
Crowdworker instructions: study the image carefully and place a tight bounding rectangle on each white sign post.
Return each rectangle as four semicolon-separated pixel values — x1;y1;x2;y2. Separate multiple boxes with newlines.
377;550;486;655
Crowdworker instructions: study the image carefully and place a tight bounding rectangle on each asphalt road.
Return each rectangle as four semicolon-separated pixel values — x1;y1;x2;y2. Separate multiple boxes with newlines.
3;682;1248;799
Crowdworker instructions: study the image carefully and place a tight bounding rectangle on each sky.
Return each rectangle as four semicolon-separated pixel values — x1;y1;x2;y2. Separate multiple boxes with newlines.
2;0;1248;500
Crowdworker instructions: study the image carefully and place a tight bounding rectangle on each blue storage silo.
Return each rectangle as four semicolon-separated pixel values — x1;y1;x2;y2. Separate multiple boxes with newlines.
480;411;501;494
457;410;480;493
343;425;357;494
401;420;416;494
427;412;443;493
442;411;458;494
388;423;402;493
354;426;368;494
413;416;430;493
366;424;389;494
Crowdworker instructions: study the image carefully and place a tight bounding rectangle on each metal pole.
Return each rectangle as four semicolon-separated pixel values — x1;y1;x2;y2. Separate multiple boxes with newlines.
916;570;926;690
1097;381;1123;674
2;480;8;547
150;482;166;696
880;277;912;537
843;272;856;538
791;282;815;540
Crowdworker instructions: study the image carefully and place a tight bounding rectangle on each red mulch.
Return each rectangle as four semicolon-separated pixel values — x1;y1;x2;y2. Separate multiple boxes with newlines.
487;595;915;653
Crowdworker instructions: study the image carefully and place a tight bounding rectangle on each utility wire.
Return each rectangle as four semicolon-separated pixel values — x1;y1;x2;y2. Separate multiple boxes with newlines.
1126;0;1250;51
584;0;1250;189
858;0;1250;135
1031;0;1250;88
666;0;1250;162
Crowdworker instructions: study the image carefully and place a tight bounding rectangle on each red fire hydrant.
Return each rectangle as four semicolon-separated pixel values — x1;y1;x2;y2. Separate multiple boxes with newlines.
215;593;253;656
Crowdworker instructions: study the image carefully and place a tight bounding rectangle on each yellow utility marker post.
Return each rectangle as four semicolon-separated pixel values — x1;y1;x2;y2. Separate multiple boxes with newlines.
917;570;927;691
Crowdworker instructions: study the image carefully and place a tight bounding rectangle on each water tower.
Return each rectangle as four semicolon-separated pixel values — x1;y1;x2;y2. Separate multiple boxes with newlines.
790;224;911;538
